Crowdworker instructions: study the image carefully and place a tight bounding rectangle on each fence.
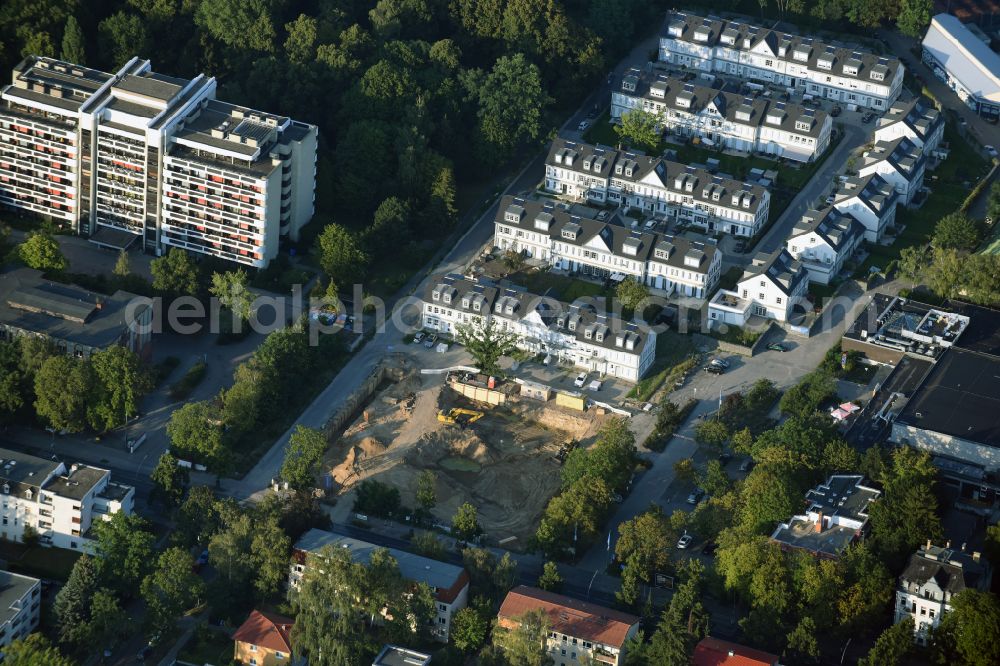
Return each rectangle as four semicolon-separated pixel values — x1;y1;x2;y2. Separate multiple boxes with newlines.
322;356;411;439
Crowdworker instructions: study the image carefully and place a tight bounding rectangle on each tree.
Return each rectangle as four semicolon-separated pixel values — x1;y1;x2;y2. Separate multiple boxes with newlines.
897;0;933;38
151;247;199;296
739;468;801;533
18;232;66;272
898;245;928;288
934;590;1000;666
785;616;821;663
166;400;227;471
3;634;75;666
353;479;401;518
88;345;152;431
700;460;731;497
280;425;327;490
415;469;437;513
616;507;673;581
673;457;696;483
933;212;982;252
174;486;222;549
34;356;93;433
616;277;650;312
452;502;481;541
113;249;130;278
859;616;914;666
645;560;709;663
411;531;446;559
868;447;942;567
537;561;563;592
141;547;205;635
210;269;254;322
455;316;519;376
477;54;549;160
61;15;85;64
284;14;318;63
614;108;661;150
988;182;1000;224
502;249;526;272
196;0;276;52
694;419;729;454
93;512;155;597
536;476;613;558
451;605;489;653
315;223;367;287
54;555;100;647
150;452;189;508
492;608;552;665
98;11;148;68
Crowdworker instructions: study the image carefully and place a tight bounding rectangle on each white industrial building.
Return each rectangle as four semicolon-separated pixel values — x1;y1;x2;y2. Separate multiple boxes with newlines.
922;14;1000;121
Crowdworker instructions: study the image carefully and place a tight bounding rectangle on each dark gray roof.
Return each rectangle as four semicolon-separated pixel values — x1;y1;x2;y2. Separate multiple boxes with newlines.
113;72;186;102
835;173;899;215
942;300;1000;357
864;136;926;179
740;248;807;295
900;544;989;593
0;448;60;498
0;570;39;625
373;646;432;666
791;207;864;251
804;475;879;523
879;96;943;141
45;465;108;501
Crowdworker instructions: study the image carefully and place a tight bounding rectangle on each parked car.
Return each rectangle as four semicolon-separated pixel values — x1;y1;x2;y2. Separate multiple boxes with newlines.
861;111;875;123
578;120;591;132
686;488;705;505
588;379;603;392
767;342;788;352
733;239;747;253
574;372;588;387
831;105;842;117
986;145;999;159
709;357;730;369
677;533;693;549
702;541;718;556
424;333;438;348
739;458;754;473
705;364;725;375
413;331;425;344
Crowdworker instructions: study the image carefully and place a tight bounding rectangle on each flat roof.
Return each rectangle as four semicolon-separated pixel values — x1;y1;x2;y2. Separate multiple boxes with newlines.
923;14;1000;104
944;299;1000;357
46;465;107;501
0;570;39;624
896;348;1000;448
372;645;432;666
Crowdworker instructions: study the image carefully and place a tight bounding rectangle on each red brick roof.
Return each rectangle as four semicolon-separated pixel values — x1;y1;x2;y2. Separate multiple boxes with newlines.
692;637;779;666
497;586;639;648
232;610;293;654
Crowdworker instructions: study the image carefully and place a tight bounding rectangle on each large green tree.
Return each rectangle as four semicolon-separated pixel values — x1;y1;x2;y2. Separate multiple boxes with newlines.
150;452;189;508
933;212;982;252
315;223;367;288
933;590;1000;666
60;15;86;63
476;53;549;161
455;316;518;376
491;608;551;665
280;426;328;491
34;355;93;432
97;11;148;68
3;634;75;666
614;108;661;151
210;269;254;322
897;0;933;38
53;555;101;647
93;512;155;597
859;616;914;666
196;0;278;52
18;233;66;272
166;400;228;471
141;547;205;635
88;345;152;431
150;247;200;296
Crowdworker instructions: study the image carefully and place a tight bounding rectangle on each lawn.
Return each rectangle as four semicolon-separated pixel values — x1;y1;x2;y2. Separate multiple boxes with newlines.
178;627;233;666
0;542;81;581
508;269;613;302
627;329;697;401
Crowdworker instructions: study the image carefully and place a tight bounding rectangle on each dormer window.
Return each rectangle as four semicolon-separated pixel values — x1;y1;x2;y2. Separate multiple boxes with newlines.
795;120;811;132
568;320;577;331
817;56;834;70
736;109;751;122
595;331;604;342
793;47;810;62
432;290;440;301
870;70;885;81
583;160;591;170
622;77;637;93
585;328;593;339
766;112;783;126
624;167;633;177
442;292;452;304
694;27;710;43
473;300;481;312
655;249;668;259
462;297;470;309
615;164;623;175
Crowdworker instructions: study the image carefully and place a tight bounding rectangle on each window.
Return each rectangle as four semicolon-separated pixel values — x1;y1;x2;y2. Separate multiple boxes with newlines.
920;607;927;616
776;297;782;305
275;653;285;660
929;609;935;618
439;617;446;624
249;645;258;652
439;604;447;611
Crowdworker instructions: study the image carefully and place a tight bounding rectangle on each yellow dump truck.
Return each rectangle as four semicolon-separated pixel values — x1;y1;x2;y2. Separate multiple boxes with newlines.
437;408;484;428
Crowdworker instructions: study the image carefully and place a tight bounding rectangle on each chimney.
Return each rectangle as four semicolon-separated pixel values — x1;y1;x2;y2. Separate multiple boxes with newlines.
815;512;824;533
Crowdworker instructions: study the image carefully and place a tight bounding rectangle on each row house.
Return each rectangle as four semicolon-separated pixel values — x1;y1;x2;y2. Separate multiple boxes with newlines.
833;173;899;242
0;448;134;551
895;541;991;644
0;55;317;268
497;586;641;666
659;12;904;111
874;96;944;154
495;195;722;299
785;207;864;285
858;137;927;205
422;275;657;381
545;139;770;238
290;529;469;643
612;69;832;162
708;248;808;326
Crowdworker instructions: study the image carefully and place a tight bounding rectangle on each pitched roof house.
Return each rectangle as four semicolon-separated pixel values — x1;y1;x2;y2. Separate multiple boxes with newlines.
232;610;294;666
692;637;781;666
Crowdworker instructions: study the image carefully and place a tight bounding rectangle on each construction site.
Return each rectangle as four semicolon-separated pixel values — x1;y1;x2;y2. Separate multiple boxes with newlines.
321;357;611;545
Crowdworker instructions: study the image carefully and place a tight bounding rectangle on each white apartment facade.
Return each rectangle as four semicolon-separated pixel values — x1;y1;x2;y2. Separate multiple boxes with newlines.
495;196;722;299
874;97;945;153
422;275;657;381
659;13;904;111
545;139;770;238
612;69;832;162
0;55;317;268
858;137;927;205
0;570;41;651
833;173;899;242
785;208;864;285
0;448;134;551
708;249;808;326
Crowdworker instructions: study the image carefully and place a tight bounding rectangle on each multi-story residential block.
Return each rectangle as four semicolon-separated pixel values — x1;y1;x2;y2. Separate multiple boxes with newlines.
785;207;864;285
859;137;927;205
833;173;899;242
497;586;640;666
770;474;880;559
0;55;317;268
0;570;41;650
422;275;657;381
0;267;153;360
693;637;780;666
612;69;832;162
373;646;432;666
874;96;944;153
232;609;295;666
494;196;722;298
290;529;469;643
545;139;770;237
659;12;904;110
895;541;992;644
0;448;134;551
708;249;808;326
922;14;1000;121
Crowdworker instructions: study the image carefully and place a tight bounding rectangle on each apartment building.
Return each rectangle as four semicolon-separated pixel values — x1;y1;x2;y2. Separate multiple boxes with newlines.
693;638;780;666
545;139;770;237
497;586;640;666
0;267;153;360
922;14;1000;121
895;541;992;644
0;55;317;268
612;69;832;162
0;448;134;551
0;570;41;651
659;12;904;111
833;173;899;242
373;646;431;666
770;475;881;559
232;610;295;666
874;96;944;153
859;137;927;205
495;196;722;299
290;529;469;643
785;207;864;285
708;249;808;326
423;275;657;381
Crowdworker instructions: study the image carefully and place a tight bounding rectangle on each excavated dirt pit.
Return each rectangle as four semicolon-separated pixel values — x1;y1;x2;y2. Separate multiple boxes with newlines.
321;364;608;544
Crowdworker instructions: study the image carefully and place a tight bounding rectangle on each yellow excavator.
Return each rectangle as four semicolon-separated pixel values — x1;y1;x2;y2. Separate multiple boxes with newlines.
437;408;484;428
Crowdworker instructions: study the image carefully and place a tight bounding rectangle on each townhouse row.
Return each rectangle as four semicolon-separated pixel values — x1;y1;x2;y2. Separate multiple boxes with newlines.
612;68;833;162
544;139;770;238
659;12;904;111
0;55;317;268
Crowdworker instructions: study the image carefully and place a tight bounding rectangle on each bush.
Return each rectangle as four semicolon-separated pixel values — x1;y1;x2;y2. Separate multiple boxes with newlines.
169;361;207;400
154;356;181;385
645;399;696;452
353;480;402;518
